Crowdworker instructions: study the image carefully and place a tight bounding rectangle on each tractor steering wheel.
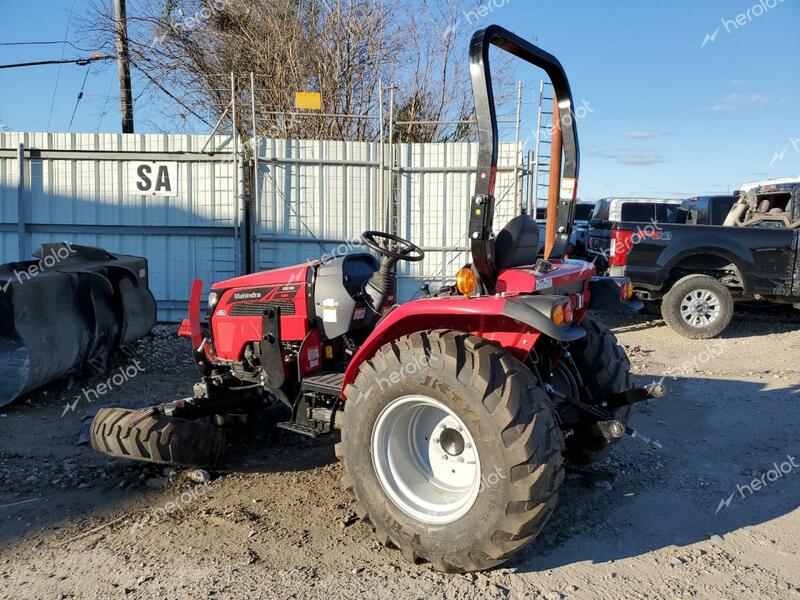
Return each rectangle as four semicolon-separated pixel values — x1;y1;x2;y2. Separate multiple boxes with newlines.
361;231;425;262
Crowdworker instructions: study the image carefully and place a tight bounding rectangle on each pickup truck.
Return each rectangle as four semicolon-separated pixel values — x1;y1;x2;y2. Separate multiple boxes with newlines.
532;201;595;249
676;194;738;226
611;181;800;338
585;197;682;268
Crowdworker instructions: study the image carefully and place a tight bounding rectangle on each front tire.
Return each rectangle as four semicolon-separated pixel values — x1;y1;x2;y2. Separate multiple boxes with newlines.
662;274;734;339
91;407;225;467
337;330;564;572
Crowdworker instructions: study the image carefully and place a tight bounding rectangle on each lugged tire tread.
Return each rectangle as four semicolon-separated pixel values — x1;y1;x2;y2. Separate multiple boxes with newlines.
90;407;224;467
338;329;564;572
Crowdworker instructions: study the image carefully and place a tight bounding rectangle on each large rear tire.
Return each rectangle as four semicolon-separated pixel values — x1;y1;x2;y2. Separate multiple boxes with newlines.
565;314;633;465
338;330;564;572
91;407;225;467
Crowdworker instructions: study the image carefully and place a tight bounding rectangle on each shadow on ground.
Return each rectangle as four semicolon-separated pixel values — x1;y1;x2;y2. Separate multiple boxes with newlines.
510;373;799;572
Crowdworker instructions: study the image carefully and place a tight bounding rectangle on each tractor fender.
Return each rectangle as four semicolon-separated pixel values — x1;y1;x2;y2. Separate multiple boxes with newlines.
341;294;585;398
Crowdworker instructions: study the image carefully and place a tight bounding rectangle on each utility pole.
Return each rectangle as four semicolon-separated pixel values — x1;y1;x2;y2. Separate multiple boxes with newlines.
114;0;134;133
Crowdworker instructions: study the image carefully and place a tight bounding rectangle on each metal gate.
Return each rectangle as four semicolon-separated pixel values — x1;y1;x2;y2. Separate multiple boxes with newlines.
1;132;520;320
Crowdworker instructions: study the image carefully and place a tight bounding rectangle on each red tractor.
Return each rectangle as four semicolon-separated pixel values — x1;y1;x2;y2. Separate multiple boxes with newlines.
91;26;665;572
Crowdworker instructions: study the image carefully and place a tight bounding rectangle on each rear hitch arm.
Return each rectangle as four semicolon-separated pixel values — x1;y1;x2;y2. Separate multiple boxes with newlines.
600;382;666;410
547;352;667;450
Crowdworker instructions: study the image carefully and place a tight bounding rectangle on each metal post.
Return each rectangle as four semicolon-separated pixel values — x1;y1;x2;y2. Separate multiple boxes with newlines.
230;72;243;275
250;71;258;271
387;86;395;234
532;79;545;217
526;149;534;214
513;80;523;213
378;79;384;232
16;144;26;260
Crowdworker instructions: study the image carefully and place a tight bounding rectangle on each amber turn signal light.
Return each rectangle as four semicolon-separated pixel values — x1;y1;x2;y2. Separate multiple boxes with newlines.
456;267;476;298
621;280;635;301
552;303;565;327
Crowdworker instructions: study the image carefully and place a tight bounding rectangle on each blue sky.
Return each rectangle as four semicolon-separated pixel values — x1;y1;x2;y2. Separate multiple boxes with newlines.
1;0;798;200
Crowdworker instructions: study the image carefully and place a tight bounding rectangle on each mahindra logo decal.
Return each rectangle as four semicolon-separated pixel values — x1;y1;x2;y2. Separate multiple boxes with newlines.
232;289;268;301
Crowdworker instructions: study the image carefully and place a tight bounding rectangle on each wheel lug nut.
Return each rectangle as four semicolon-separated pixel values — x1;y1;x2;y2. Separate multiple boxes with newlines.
432;438;439;444
442;454;449;460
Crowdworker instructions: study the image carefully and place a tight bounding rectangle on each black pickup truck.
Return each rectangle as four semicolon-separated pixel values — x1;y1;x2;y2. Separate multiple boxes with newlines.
675;194;738;226
611;181;800;338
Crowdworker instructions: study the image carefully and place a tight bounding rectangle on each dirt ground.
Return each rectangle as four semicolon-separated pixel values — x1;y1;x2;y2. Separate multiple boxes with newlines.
1;309;799;600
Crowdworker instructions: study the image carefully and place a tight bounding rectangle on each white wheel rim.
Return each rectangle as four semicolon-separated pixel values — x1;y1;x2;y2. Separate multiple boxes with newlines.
371;395;481;525
679;288;722;328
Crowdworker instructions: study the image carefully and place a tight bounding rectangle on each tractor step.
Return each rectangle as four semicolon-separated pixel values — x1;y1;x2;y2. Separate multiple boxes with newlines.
276;421;324;438
301;371;345;396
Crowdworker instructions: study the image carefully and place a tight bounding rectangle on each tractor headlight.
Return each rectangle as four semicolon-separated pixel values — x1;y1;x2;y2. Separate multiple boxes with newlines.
208;291;219;309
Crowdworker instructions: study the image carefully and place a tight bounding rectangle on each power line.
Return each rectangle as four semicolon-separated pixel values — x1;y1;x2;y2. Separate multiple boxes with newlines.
68;66;93;129
0;40;98;52
47;0;78;130
96;72;117;133
0;56;115;70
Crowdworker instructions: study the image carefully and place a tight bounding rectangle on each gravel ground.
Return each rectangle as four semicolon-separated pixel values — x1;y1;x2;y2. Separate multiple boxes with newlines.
0;309;798;600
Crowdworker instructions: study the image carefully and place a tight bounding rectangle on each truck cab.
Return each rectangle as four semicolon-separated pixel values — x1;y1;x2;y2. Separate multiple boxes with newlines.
675;194;738;226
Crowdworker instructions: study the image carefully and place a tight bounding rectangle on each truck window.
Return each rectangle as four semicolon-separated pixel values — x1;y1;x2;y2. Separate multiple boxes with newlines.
574;204;593;221
711;197;737;225
656;203;681;224
621;203;656;222
675;208;691;224
589;200;610;226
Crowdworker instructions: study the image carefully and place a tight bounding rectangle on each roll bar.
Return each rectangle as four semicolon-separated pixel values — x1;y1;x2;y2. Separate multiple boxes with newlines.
468;25;580;288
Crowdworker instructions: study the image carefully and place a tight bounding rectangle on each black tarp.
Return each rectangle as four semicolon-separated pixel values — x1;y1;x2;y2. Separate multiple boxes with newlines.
0;244;157;405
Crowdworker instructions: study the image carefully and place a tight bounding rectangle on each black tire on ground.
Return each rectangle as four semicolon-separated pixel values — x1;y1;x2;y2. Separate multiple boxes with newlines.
566;314;633;465
90;407;225;467
661;274;734;339
337;330;565;573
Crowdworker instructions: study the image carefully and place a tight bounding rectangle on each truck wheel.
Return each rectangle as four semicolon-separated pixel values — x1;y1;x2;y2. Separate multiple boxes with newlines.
662;274;734;339
566;314;633;465
91;407;225;467
338;330;564;573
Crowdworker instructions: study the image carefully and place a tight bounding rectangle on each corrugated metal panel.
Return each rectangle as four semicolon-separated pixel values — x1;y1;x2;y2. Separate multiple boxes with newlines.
395;141;519;301
254;138;383;271
2;131;523;321
254;138;520;303
0;132;237;321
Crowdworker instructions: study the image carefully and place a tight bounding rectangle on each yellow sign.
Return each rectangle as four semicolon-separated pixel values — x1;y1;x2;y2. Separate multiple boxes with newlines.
295;92;322;111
